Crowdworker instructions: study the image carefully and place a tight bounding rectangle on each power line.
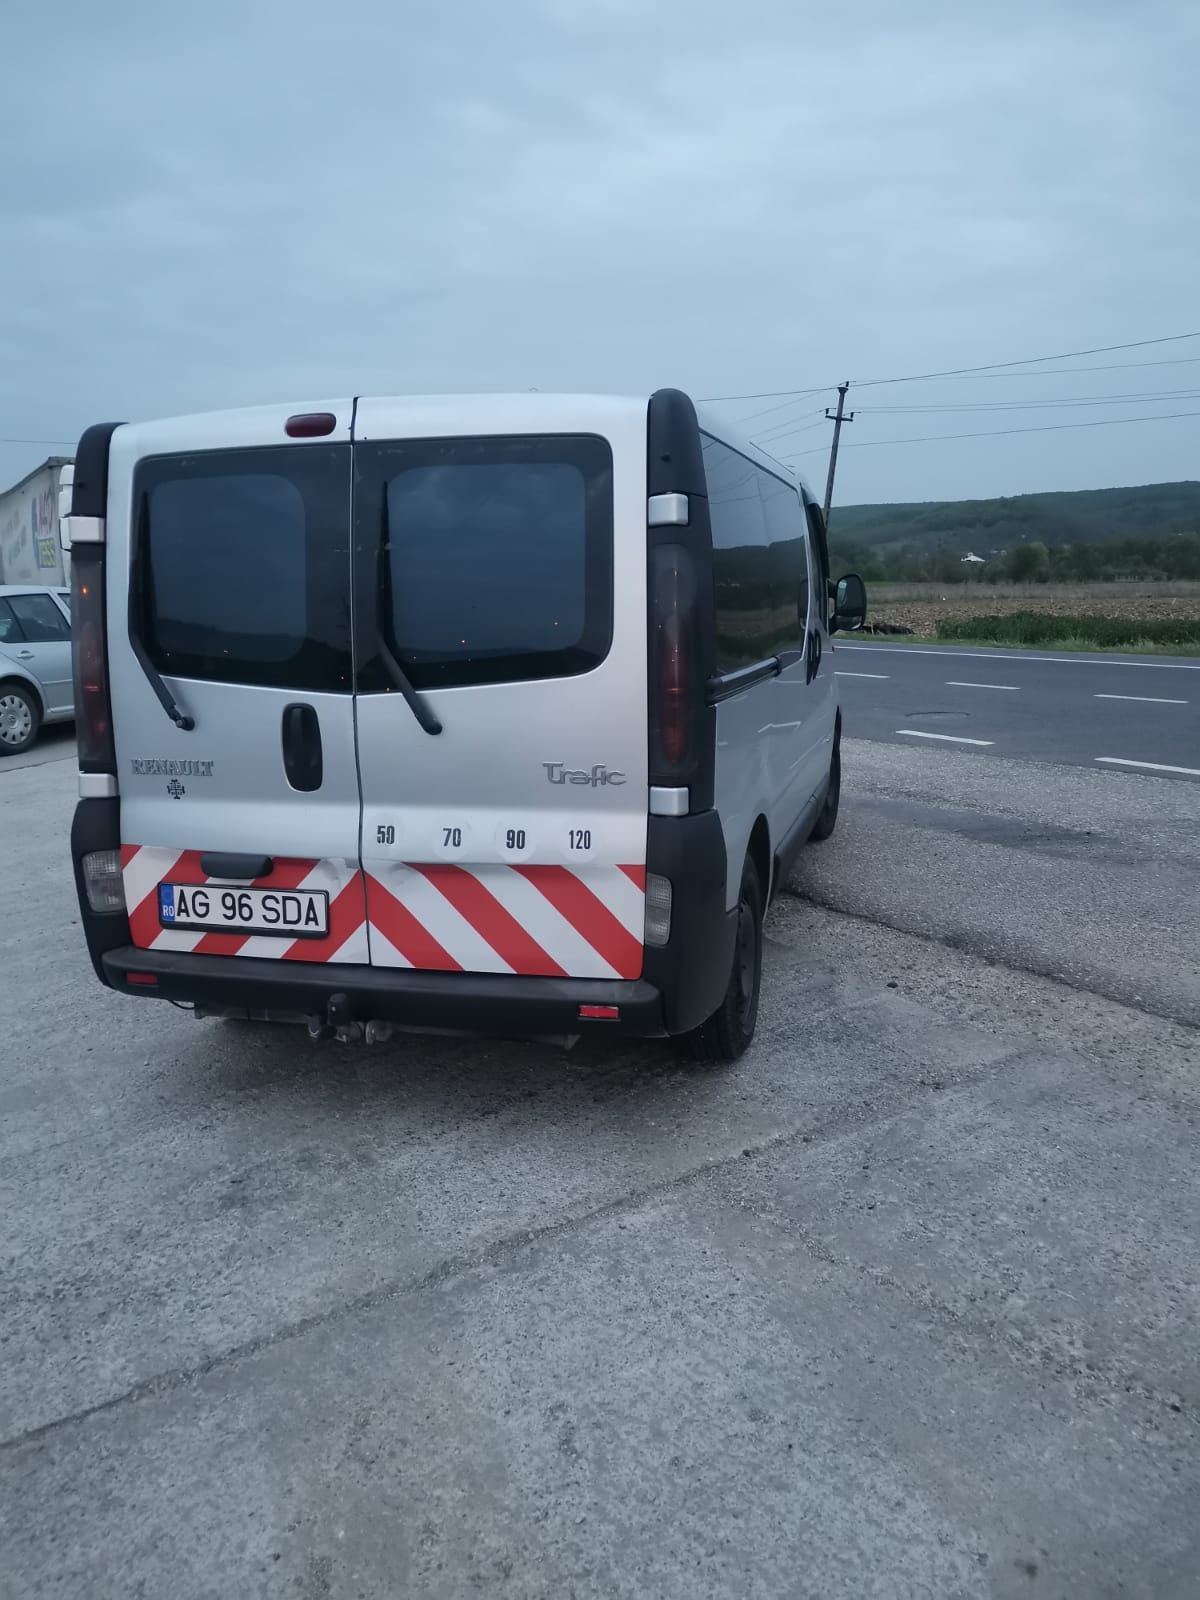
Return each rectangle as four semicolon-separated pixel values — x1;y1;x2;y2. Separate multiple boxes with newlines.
0;436;75;447
751;386;1200;448
753;414;834;444
702;384;829;404
854;385;1200;415
700;329;1200;403
899;355;1200;381
852;330;1200;390
780;407;1200;459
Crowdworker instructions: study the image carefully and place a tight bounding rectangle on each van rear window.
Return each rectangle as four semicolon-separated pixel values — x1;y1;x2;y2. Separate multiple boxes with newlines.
134;445;352;692
358;434;613;691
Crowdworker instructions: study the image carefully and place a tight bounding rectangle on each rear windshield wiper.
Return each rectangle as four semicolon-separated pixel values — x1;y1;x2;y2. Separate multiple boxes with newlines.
129;492;195;731
377;483;442;736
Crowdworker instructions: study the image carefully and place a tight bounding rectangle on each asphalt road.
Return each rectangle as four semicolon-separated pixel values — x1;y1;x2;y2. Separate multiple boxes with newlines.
834;640;1200;778
2;728;1199;1598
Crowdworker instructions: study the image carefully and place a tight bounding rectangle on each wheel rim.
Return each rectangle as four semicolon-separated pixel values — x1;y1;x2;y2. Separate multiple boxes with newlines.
733;895;758;1028
0;693;33;747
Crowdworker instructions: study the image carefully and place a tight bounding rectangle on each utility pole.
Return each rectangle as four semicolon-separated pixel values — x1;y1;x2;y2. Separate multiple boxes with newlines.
822;381;854;528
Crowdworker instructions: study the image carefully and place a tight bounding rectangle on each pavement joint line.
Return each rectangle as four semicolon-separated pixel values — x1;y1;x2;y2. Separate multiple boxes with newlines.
1094;694;1188;705
13;1030;1178;1456
1095;757;1200;778
0;1058;955;1455
708;1143;1193;1420
786;886;1200;1034
896;730;995;746
945;681;1019;691
838;644;1200;670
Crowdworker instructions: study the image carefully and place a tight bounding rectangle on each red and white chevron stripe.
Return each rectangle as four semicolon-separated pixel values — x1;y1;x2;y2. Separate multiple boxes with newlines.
120;846;370;963
366;863;646;979
120;847;647;979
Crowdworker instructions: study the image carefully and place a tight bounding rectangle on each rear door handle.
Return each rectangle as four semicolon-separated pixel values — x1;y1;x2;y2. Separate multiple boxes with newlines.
16;650;34;660
200;852;274;880
281;703;323;792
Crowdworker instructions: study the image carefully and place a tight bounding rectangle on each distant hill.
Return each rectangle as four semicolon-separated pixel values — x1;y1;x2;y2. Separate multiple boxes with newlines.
831;481;1200;557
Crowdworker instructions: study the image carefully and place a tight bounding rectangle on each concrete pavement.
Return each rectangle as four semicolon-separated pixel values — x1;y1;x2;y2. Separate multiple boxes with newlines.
2;737;1198;1597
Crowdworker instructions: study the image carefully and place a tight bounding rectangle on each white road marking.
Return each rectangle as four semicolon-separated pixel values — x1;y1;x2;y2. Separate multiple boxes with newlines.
946;680;1019;691
1095;757;1200;777
1094;693;1187;705
835;670;890;679
895;730;995;746
838;644;1200;671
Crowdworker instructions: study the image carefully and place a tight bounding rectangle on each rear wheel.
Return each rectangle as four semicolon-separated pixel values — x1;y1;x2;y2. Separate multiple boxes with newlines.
0;683;40;757
808;738;841;843
679;857;763;1064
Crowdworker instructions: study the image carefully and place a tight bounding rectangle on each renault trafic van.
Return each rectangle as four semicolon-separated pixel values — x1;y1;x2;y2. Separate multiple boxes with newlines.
68;391;865;1060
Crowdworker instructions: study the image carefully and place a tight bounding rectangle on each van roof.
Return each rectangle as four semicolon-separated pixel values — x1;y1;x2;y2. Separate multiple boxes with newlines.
112;393;806;491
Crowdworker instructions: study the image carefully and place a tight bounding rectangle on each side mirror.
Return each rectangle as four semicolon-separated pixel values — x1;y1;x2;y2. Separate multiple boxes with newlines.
831;572;867;634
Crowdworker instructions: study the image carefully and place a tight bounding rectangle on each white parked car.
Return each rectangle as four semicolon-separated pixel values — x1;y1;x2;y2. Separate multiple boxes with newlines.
0;585;73;755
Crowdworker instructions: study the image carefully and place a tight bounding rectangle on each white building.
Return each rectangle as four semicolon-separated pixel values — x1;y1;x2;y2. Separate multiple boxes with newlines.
0;457;72;584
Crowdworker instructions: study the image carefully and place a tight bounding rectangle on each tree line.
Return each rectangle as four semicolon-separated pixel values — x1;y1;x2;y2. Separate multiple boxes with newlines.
830;531;1200;586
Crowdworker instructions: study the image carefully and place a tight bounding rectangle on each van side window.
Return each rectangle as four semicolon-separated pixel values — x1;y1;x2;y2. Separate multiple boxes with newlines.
134;445;352;693
703;436;770;671
762;478;810;660
805;499;832;626
360;434;613;692
702;435;810;671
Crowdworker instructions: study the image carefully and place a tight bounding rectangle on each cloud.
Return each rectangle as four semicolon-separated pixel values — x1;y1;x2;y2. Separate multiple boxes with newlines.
2;0;1197;502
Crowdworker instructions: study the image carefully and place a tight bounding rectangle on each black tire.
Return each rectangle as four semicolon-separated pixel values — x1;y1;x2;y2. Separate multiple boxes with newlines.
0;682;41;757
679;857;764;1064
808;738;841;843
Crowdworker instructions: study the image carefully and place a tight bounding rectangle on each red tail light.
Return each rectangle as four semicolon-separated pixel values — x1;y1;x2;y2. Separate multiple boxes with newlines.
72;552;116;774
657;610;690;765
650;543;696;774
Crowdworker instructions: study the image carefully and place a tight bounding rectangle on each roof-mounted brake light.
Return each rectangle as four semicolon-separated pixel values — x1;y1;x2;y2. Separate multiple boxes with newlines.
285;413;337;438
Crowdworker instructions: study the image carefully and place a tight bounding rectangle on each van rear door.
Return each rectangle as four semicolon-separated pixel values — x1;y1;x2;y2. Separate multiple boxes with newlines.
351;397;649;981
106;406;369;964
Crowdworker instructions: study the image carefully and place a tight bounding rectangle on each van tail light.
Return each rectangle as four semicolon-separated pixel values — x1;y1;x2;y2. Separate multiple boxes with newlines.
72;548;116;775
650;543;697;777
658;610;690;765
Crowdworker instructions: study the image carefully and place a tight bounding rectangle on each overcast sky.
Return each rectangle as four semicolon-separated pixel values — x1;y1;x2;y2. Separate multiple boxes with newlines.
2;0;1197;506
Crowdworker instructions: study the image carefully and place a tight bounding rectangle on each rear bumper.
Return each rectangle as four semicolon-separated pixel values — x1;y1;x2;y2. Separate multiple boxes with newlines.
101;947;667;1037
76;801;736;1041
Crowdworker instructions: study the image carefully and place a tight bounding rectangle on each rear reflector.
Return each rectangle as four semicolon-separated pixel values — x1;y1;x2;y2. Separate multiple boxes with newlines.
125;972;158;987
82;848;125;913
644;873;673;947
579;1004;620;1021
285;412;337;438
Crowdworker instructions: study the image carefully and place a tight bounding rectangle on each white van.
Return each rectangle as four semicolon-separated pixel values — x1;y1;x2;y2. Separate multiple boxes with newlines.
68;392;865;1060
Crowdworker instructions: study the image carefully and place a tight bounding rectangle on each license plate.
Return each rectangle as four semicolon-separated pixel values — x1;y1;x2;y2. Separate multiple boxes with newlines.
158;882;329;938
